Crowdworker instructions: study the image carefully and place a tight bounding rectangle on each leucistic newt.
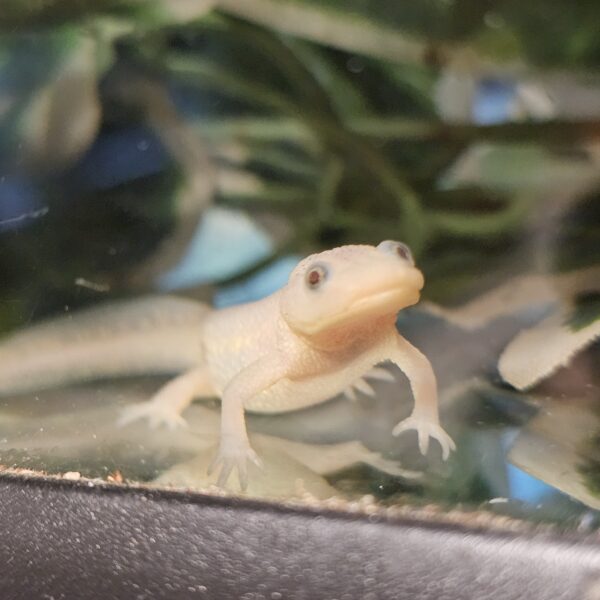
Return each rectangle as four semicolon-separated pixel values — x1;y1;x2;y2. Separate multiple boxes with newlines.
0;241;454;488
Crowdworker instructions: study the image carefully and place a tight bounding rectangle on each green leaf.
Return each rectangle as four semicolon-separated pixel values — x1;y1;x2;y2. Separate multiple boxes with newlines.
216;0;432;65
499;309;600;390
554;194;600;272
568;293;600;331
0;27;109;170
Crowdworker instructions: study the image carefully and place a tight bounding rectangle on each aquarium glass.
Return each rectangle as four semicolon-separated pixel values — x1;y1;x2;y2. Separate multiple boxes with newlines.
0;0;599;530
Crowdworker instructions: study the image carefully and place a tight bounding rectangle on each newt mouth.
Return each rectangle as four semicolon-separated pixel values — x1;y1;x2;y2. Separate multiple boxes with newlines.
347;267;424;316
300;283;421;336
349;287;415;313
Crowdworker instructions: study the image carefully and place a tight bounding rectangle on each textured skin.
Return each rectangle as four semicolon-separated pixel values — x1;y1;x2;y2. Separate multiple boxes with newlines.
0;242;455;487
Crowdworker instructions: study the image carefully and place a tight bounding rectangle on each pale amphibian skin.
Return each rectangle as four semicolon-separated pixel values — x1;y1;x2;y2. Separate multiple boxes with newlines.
0;241;454;488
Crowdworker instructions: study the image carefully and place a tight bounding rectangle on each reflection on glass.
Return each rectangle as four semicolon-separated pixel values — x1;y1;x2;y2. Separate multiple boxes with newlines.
0;1;599;530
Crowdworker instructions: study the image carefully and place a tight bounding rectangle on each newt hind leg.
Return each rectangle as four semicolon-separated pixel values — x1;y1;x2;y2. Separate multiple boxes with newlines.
117;366;216;430
343;366;395;401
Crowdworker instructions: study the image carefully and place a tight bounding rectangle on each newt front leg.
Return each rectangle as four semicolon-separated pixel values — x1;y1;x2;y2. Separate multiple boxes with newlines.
118;366;215;429
208;355;290;489
388;333;455;459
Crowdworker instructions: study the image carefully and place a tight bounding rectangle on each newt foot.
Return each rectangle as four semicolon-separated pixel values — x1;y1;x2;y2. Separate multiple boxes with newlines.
208;440;263;490
117;401;188;430
343;367;395;401
392;416;456;460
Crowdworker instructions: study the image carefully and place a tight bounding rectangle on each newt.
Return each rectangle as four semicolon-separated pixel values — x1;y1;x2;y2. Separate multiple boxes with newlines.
0;241;454;488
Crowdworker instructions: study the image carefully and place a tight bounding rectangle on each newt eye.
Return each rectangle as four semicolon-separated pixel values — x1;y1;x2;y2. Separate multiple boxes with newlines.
377;240;414;265
305;264;328;289
394;243;411;261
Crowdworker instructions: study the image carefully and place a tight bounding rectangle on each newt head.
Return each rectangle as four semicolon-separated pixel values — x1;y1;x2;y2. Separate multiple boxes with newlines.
280;240;424;346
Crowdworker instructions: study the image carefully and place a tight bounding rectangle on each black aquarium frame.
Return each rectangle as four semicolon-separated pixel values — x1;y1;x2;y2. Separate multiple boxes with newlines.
0;474;599;599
